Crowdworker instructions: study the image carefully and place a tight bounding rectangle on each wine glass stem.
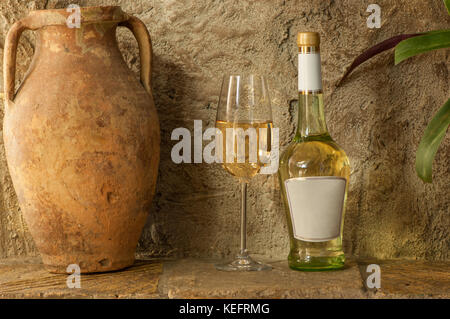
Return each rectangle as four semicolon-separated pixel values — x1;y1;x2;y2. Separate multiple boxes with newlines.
240;181;248;256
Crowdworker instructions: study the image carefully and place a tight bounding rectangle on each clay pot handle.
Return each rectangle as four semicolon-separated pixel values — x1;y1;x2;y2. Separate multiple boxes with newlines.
119;16;153;97
3;17;33;105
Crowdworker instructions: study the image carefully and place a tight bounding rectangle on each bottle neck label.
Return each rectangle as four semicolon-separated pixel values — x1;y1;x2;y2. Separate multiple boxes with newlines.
298;52;322;92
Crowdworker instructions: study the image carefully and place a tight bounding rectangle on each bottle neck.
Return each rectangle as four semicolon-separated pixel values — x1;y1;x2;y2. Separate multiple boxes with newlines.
296;46;329;139
296;91;329;139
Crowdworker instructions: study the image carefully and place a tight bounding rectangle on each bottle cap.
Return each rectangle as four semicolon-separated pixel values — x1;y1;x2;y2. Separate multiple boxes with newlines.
297;32;320;47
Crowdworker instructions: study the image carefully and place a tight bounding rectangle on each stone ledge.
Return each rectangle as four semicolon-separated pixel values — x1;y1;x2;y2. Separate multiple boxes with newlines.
0;257;448;299
358;259;450;299
0;257;163;298
159;259;366;298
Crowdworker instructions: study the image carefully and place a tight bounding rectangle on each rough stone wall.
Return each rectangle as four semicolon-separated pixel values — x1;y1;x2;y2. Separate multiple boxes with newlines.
0;0;448;260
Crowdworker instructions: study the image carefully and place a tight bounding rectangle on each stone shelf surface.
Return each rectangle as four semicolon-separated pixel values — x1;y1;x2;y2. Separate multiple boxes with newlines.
0;257;448;299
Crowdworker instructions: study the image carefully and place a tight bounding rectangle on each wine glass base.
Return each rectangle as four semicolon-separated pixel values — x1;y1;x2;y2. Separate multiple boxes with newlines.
215;255;272;271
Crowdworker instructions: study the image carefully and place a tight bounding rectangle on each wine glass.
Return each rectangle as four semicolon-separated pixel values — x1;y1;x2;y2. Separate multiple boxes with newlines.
215;74;273;271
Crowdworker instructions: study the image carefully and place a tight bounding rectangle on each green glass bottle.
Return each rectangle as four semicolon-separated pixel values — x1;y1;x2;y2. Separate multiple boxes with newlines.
278;32;350;271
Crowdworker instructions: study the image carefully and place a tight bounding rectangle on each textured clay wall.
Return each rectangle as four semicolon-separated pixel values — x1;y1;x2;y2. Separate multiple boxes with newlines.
0;0;448;260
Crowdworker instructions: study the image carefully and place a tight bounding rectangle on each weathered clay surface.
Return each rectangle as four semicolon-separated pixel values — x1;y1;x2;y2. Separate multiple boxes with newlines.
0;0;449;262
2;6;160;272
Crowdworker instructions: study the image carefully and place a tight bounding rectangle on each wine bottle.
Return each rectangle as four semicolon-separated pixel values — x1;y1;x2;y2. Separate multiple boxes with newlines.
278;32;350;271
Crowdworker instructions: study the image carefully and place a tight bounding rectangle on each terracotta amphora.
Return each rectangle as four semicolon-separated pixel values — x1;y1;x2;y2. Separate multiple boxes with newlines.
2;6;160;273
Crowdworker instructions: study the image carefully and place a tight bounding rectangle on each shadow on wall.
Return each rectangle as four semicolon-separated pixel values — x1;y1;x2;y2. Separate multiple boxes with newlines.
136;54;229;258
137;54;189;257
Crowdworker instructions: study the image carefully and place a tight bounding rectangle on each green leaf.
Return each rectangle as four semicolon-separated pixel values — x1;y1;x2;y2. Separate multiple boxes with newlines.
445;0;450;15
415;98;450;183
395;30;450;64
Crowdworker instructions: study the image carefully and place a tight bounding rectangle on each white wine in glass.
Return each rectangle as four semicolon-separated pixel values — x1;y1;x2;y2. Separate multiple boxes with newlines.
215;120;273;181
215;74;273;271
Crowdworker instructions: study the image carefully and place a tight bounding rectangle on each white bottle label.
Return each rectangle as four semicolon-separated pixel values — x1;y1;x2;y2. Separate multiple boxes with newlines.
298;53;322;91
284;177;346;242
